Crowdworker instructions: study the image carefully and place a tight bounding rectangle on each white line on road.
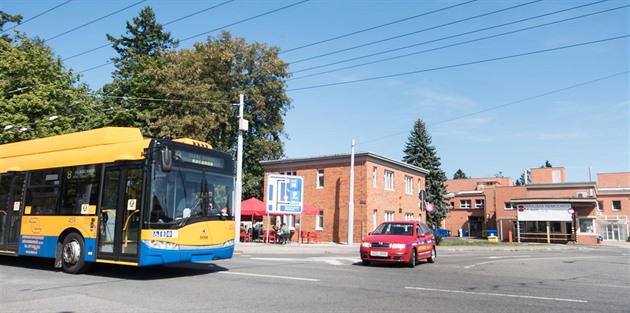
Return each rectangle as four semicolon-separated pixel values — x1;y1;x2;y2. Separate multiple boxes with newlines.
405;287;588;303
220;271;320;282
464;255;600;269
487;255;530;259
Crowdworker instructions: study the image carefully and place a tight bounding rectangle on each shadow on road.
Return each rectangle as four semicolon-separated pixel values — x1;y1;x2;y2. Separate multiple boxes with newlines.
0;255;229;280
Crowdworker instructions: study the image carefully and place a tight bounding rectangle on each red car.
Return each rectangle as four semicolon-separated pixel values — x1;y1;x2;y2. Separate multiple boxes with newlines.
360;221;436;267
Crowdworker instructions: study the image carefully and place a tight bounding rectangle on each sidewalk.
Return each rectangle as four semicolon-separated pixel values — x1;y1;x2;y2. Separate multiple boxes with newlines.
233;239;629;255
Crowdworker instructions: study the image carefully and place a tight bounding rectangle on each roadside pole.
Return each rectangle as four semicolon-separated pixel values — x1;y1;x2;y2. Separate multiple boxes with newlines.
234;94;248;243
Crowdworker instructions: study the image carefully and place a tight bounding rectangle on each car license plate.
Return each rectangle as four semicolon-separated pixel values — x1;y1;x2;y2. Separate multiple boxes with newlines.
370;251;388;257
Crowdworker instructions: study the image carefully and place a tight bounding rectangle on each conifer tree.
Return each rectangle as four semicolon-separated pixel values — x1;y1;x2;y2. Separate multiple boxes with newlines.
453;169;468;179
402;119;448;229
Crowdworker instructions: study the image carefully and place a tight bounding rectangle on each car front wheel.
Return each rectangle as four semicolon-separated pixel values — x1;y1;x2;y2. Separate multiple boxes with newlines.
408;249;416;268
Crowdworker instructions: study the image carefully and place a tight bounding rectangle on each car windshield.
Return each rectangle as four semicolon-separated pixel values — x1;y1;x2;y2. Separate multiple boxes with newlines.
373;223;413;235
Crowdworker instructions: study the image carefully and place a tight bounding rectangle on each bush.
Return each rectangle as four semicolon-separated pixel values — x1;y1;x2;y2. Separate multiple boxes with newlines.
435;234;443;245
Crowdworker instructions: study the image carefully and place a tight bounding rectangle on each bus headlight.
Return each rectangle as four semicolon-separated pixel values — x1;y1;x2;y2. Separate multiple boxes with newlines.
144;240;180;250
223;239;235;247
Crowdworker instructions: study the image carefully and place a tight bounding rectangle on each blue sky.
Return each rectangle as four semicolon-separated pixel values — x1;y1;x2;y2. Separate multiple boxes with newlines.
2;0;628;183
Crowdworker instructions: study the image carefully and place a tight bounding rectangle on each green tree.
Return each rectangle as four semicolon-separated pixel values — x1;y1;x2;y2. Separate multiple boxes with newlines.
515;170;531;186
0;30;95;144
140;31;291;199
1;11;22;41
453;169;468;179
402;119;448;229
100;6;178;129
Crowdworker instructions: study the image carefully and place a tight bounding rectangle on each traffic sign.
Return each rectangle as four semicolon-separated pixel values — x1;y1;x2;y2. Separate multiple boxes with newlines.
266;174;304;214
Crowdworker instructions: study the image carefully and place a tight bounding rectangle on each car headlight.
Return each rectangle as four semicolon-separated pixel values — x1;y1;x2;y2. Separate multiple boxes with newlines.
391;243;406;249
361;242;371;248
143;240;180;250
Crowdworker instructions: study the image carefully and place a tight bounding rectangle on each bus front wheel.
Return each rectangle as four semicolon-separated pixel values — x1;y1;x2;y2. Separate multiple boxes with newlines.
61;233;89;274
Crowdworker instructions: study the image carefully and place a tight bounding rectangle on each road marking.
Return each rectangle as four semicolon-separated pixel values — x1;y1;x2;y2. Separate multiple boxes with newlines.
464;255;600;269
487;255;530;259
251;257;361;265
220;271;320;282
406;287;587;303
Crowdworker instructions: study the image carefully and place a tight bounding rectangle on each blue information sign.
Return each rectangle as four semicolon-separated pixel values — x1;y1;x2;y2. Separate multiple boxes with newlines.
266;175;304;214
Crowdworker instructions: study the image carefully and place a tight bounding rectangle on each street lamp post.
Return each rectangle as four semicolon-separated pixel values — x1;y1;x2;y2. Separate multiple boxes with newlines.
233;94;248;243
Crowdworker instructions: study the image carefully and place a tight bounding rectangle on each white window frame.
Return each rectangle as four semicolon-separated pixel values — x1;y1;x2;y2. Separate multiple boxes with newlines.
280;171;296;176
475;199;485;209
316;210;324;230
316;169;324;189
460;199;471;208
405;213;414;221
504;202;515;210
372;167;377;188
372;209;378;231
384;170;394;191
404;176;413;195
578;218;595;234
612;200;621;211
384;210;395;222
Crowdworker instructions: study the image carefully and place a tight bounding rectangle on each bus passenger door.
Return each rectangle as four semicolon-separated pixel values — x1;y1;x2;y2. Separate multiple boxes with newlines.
0;174;25;253
98;166;143;263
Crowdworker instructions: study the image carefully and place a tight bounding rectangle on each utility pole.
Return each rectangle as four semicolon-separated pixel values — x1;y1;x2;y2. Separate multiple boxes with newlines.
347;139;355;245
234;94;248;243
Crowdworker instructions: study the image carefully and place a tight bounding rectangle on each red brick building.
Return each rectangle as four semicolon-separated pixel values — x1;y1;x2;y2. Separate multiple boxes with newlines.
445;167;629;244
261;153;428;243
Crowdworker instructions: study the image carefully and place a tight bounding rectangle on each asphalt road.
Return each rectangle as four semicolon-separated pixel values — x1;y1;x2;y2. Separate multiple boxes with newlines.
1;247;628;312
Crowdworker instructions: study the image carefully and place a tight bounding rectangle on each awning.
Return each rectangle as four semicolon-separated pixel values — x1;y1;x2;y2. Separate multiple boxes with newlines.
240;197;267;216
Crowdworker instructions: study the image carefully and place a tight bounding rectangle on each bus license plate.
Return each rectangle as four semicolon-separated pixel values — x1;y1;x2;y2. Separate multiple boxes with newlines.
370;251;388;257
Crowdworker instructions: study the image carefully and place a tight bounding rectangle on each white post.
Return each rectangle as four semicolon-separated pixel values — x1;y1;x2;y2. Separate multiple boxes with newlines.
347;139;355;245
234;94;247;243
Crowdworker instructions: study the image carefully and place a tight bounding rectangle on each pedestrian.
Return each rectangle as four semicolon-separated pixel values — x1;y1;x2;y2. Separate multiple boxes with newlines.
281;223;290;245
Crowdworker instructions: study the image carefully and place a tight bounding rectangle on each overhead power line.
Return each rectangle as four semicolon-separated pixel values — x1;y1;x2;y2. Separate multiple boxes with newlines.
179;0;310;42
280;0;478;54
287;34;630;91
76;0;311;73
1;0;73;34
288;0;543;64
45;0;146;42
63;0;235;61
357;70;629;145
290;2;625;80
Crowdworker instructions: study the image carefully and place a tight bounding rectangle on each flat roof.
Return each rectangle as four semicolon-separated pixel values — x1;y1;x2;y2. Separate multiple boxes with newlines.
261;151;429;176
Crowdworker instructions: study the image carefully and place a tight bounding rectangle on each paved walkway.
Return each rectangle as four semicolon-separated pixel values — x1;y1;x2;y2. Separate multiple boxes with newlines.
234;239;629;255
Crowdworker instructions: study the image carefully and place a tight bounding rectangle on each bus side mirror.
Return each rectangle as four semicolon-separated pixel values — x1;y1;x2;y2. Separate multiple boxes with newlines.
161;147;172;172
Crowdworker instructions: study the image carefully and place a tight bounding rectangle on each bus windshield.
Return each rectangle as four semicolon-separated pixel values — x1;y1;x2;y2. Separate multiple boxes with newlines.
149;162;233;227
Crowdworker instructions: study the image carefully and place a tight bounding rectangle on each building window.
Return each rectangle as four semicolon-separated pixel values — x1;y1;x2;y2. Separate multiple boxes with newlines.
316;210;324;230
372;209;378;230
612;200;621;211
405;213;414;221
460;199;471;208
384;170;394;190
384;210;394;222
475;199;485;209
578;218;594;234
316;169;324;188
404;176;413;194
280;171;296;176
504;202;515;210
372;167;377;188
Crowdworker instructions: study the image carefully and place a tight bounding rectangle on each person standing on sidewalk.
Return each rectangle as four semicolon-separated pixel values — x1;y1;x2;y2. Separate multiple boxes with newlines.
281;223;290;245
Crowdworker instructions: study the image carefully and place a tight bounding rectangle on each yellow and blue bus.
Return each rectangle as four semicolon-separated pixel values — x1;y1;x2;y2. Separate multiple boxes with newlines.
0;127;236;273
